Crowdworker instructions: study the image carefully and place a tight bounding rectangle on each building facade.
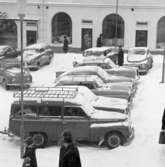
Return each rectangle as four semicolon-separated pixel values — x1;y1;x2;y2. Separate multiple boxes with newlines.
0;0;165;51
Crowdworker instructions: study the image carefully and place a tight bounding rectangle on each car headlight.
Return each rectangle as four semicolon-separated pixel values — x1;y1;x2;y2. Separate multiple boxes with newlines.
11;77;16;82
140;63;147;68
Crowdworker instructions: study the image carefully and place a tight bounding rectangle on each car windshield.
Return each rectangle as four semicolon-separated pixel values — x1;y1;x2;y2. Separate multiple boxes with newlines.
24;48;41;54
128;49;145;55
84;51;104;57
95;77;105;87
79;87;98;102
106;59;118;68
83;104;96;116
127;49;147;62
97;67;110;81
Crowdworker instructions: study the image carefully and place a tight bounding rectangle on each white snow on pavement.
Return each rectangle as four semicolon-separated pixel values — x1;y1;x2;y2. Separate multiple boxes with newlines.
0;53;165;167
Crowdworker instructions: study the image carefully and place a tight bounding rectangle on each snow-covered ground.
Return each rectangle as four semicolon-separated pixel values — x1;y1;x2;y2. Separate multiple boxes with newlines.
0;53;165;167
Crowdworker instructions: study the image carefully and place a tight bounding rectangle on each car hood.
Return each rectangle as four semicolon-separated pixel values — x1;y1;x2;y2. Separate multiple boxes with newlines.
107;74;133;83
92;96;128;112
127;54;147;62
106;66;136;78
91;109;127;121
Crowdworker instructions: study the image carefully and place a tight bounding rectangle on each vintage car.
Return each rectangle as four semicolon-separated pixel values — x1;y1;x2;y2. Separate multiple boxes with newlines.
0;59;32;89
124;47;153;74
18;43;54;70
0;45;20;60
9;87;134;149
55;75;135;102
74;57;139;80
73;46;119;66
56;66;137;88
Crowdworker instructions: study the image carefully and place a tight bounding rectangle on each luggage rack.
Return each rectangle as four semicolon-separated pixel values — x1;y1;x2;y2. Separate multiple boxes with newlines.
13;87;78;99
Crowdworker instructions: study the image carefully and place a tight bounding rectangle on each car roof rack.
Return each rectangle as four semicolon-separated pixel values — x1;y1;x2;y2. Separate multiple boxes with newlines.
13;87;78;100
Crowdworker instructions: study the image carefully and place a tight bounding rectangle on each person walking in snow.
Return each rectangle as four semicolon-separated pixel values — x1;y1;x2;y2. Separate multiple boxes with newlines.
59;130;81;167
63;36;69;53
161;109;165;130
118;45;124;66
23;136;37;167
96;34;103;47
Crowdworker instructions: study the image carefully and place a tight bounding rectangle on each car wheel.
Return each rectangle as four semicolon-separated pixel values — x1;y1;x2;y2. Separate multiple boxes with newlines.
2;80;9;90
32;133;48;148
105;132;122;149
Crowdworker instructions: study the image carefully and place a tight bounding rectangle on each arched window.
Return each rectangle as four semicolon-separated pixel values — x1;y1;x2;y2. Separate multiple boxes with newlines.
157;16;165;48
102;14;124;46
0;20;17;47
52;12;72;44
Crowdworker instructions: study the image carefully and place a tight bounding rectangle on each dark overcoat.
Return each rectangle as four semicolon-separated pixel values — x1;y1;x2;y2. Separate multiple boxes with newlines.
96;36;102;47
63;38;69;53
118;48;124;66
23;145;37;167
59;143;81;167
162;109;165;130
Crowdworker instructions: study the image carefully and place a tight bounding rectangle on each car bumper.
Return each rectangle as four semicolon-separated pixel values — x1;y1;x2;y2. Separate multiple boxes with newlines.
124;126;135;145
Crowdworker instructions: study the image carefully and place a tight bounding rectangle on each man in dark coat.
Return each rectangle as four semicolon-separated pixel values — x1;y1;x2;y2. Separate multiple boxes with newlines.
162;109;165;130
96;34;103;47
118;45;124;66
59;130;81;167
63;36;69;53
23;136;37;167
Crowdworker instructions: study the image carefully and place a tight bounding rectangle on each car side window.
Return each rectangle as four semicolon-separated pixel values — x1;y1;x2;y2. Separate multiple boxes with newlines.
14;105;37;117
64;107;87;118
39;105;62;117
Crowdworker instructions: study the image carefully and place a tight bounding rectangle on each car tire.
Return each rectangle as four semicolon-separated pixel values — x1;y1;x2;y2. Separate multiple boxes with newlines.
105;132;123;149
32;133;48;148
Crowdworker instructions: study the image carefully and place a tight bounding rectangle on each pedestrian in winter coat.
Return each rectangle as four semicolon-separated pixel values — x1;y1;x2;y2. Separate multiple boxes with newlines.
162;109;165;130
59;130;81;167
118;45;124;66
96;34;103;47
23;137;37;167
63;36;69;53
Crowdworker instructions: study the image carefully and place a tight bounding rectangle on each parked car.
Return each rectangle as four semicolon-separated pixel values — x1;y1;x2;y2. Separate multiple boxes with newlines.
73;47;119;66
0;59;32;89
18;43;54;70
56;66;137;89
124;47;153;74
74;57;139;80
55;75;134;102
0;45;20;60
9;86;134;149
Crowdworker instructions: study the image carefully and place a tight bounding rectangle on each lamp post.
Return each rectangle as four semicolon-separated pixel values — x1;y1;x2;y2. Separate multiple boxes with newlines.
17;0;26;158
161;46;165;83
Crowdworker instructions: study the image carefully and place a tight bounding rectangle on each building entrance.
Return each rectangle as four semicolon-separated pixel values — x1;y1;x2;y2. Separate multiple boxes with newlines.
135;30;148;47
81;28;92;51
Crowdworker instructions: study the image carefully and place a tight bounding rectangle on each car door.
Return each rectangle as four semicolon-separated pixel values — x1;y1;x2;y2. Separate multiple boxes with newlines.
38;104;63;141
63;106;90;141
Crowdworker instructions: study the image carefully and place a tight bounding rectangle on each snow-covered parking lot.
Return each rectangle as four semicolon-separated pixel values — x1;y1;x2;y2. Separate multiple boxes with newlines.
0;53;165;167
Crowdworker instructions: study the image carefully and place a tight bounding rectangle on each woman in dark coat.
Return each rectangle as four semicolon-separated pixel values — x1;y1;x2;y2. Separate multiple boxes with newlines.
23;137;37;167
59;131;81;167
63;36;69;53
96;34;103;47
162;109;165;130
118;45;124;66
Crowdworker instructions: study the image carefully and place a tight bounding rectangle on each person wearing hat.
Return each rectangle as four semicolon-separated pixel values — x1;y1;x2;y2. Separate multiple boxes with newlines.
23;136;37;167
59;130;81;167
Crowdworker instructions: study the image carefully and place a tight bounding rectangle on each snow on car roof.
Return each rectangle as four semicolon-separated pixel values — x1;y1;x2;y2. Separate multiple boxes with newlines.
25;43;48;50
58;74;99;83
0;45;9;49
84;47;111;52
129;47;149;51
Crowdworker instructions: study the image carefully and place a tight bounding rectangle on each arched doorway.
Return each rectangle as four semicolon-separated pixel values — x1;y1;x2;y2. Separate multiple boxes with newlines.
52;12;72;44
157;16;165;48
102;13;124;46
0;19;17;47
